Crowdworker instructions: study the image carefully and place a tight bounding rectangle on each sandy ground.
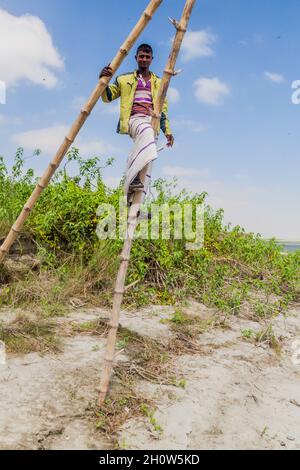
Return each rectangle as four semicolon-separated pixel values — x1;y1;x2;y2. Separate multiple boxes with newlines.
0;303;299;450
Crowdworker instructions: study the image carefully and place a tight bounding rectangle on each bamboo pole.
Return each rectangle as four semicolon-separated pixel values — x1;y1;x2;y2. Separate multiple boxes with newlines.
99;0;197;405
0;0;163;265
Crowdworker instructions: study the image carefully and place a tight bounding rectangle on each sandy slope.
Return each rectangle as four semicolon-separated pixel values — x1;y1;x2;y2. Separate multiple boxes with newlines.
0;304;299;450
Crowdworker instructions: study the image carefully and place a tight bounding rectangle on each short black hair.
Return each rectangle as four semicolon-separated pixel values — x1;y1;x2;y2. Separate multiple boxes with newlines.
136;44;153;56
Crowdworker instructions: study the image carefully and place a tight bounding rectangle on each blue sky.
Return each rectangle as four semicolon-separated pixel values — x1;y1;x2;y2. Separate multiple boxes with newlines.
0;0;299;240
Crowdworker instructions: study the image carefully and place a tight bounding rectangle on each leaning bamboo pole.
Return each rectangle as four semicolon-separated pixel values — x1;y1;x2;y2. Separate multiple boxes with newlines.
99;0;197;405
0;0;163;265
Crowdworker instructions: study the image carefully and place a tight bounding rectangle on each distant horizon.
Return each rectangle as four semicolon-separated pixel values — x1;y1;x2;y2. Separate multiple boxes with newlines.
277;241;300;244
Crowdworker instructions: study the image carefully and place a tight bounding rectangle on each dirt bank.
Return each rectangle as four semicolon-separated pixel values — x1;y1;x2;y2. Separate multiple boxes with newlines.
0;304;299;450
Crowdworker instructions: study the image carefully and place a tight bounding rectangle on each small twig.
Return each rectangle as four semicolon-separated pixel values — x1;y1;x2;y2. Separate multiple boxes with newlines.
124;279;140;292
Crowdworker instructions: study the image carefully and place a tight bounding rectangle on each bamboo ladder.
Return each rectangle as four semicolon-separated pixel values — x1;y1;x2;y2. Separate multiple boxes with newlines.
0;0;163;265
99;0;197;405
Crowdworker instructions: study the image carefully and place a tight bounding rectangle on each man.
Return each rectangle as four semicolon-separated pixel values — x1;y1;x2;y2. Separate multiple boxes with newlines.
99;44;174;200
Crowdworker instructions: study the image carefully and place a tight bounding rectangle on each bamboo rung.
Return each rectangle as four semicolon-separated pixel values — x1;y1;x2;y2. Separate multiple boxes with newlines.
168;17;178;27
104;359;114;364
144;12;152;20
11;227;20;234
119;48;128;56
168;17;187;33
81;108;90;116
99;78;108;87
0;248;8;253
65;136;74;144
164;69;175;76
37;184;46;190
23;206;31;213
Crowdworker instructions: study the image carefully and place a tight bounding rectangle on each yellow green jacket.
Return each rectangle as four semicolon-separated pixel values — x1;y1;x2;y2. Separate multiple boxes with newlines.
101;71;172;136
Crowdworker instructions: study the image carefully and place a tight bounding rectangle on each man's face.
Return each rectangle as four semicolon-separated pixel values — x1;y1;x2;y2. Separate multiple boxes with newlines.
136;50;153;71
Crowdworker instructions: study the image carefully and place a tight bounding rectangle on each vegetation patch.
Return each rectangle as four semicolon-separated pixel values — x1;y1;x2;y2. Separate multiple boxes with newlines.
0;149;298;318
0;314;61;354
255;324;283;355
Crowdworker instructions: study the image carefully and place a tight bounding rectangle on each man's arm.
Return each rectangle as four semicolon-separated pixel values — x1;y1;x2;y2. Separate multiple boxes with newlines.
99;66;121;102
161;98;174;147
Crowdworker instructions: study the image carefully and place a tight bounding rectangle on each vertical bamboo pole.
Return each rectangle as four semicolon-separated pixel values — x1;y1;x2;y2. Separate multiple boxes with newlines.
0;0;163;265
99;0;197;405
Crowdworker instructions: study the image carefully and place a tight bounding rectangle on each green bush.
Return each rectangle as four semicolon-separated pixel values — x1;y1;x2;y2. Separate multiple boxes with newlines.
0;148;299;313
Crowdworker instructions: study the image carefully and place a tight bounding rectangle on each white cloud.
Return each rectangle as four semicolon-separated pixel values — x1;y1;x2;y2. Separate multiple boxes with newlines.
12;125;68;154
0;9;64;88
264;72;285;84
0;114;22;125
160;157;299;239
194;77;230;105
234;173;248;181
102;102;120;115
12;124;118;156
103;176;122;188
0;79;6;103
74;95;120;116
77;139;118;155
253;33;263;45
71;96;86;110
164;174;300;239
163;166;210;178
239;34;264;47
181;30;217;62
167;87;180;104
172;119;206;133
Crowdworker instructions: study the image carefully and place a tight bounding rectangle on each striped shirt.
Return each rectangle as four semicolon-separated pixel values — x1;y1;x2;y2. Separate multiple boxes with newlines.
131;75;153;116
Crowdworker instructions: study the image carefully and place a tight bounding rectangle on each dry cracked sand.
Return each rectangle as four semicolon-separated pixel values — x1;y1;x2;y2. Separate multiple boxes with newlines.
0;302;300;450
